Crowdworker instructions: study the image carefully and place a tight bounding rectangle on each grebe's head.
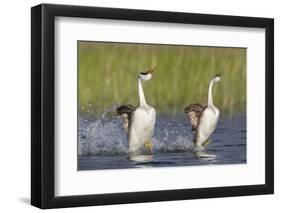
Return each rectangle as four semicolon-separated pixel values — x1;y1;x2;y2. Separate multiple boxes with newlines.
212;73;221;83
139;66;156;81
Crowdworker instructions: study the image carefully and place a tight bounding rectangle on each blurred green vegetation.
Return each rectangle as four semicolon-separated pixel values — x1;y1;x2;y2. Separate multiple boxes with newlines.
78;41;246;116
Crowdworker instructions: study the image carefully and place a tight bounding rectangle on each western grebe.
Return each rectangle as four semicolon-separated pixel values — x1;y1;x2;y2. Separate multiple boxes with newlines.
117;67;156;155
184;74;221;150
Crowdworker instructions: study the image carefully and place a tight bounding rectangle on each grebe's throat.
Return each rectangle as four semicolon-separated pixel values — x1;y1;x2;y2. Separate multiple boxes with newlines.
208;80;214;107
138;77;147;107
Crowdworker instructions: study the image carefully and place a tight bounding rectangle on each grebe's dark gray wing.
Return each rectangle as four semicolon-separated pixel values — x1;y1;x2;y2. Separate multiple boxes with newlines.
184;103;206;131
116;104;136;133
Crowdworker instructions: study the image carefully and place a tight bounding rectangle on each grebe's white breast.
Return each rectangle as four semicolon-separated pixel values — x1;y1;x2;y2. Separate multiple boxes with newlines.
197;106;220;145
128;105;156;153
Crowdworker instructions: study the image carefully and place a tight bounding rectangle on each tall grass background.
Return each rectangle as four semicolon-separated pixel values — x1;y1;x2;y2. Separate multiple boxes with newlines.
78;41;246;116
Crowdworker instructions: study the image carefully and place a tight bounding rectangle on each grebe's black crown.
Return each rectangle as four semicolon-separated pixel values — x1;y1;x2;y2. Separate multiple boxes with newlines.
140;65;156;75
140;71;150;75
214;73;221;78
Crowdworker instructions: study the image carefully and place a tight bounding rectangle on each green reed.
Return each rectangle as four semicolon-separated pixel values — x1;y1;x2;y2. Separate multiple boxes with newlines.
78;42;246;116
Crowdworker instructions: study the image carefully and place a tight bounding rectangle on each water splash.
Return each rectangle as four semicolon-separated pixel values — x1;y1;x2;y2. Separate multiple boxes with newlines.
78;116;127;156
101;103;120;118
78;114;194;156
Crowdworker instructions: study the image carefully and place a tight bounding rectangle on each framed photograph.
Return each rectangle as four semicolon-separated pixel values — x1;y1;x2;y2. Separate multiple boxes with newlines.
31;3;274;209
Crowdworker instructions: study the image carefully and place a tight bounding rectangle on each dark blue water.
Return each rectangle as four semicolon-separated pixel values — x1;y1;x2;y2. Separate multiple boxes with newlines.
78;114;246;170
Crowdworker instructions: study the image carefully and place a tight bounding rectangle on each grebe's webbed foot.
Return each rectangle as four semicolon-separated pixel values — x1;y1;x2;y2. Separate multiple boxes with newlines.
202;139;210;148
144;140;153;153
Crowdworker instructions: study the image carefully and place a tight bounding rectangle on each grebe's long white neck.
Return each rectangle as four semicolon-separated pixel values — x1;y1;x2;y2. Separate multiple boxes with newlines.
138;77;147;107
208;80;214;107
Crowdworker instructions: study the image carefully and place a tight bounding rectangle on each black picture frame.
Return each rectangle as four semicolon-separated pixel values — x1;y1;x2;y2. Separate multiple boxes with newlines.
31;3;274;209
